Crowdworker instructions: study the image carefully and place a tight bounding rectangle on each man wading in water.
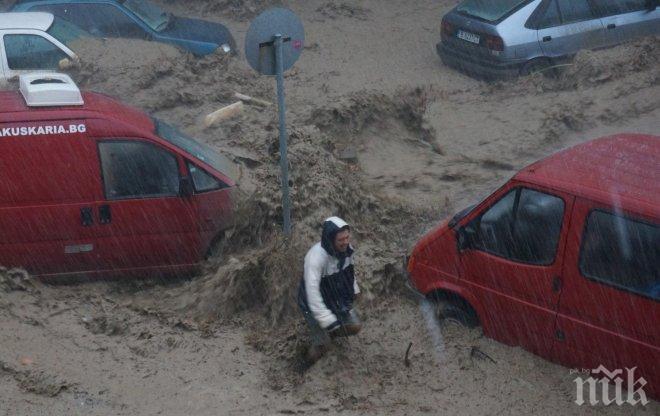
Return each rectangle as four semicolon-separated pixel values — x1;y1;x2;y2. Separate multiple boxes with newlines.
297;217;362;363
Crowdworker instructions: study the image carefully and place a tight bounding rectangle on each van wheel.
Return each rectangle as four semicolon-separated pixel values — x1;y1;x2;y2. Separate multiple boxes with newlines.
435;299;479;328
520;58;556;77
204;231;226;260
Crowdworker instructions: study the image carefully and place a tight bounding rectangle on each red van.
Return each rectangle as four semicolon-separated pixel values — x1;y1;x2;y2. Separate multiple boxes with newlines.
407;133;659;399
0;73;236;278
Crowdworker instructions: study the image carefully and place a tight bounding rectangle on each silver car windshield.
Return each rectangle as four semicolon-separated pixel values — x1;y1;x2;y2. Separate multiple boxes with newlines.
123;0;170;32
154;119;238;182
456;0;529;22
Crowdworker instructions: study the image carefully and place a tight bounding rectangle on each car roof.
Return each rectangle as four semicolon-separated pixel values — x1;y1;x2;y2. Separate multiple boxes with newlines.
0;90;154;132
515;134;659;211
0;12;53;30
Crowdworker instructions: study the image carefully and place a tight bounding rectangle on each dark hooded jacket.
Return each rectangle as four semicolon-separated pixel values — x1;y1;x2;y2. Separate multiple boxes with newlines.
298;217;359;329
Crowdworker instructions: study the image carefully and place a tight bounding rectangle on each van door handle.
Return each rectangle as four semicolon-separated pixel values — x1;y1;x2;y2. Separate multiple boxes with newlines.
542;35;552;42
607;23;616;29
552;276;562;292
81;207;93;226
99;204;112;224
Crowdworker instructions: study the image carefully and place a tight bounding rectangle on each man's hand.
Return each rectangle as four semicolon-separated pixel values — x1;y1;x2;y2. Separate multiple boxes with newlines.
328;324;343;339
328;322;362;339
326;321;341;332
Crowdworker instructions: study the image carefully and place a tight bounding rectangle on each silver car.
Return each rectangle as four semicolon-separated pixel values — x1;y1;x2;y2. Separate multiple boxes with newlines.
437;0;660;79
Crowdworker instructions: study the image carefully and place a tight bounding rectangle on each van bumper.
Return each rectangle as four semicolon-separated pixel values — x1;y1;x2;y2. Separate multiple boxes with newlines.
436;42;521;80
403;255;425;300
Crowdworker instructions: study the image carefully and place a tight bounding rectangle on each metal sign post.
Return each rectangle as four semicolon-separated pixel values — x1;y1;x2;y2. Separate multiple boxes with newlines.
273;34;291;236
246;9;304;236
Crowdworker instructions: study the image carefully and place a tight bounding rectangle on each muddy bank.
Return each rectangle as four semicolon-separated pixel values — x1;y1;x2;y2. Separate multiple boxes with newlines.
158;0;284;21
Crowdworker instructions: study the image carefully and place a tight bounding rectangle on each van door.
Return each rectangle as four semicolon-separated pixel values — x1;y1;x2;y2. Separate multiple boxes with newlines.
555;197;659;396
90;137;201;276
0;119;98;276
594;0;660;46
183;161;233;258
536;0;606;57
459;184;573;359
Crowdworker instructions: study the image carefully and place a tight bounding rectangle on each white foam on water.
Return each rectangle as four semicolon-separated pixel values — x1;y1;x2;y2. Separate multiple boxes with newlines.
419;299;446;363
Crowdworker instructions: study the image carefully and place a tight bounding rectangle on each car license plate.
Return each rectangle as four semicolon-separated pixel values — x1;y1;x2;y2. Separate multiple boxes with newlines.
457;30;480;44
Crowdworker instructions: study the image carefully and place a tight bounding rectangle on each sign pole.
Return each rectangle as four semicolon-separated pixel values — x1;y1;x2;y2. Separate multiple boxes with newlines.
245;8;303;237
274;34;292;236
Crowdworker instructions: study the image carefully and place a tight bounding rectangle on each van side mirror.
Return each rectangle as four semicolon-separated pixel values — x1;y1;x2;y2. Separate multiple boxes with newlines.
457;225;477;251
179;176;194;197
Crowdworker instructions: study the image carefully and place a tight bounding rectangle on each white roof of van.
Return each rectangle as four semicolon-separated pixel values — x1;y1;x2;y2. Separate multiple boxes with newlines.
0;12;54;31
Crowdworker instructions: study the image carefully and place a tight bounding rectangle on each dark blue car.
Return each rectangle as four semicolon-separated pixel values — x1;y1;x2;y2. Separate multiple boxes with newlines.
11;0;236;56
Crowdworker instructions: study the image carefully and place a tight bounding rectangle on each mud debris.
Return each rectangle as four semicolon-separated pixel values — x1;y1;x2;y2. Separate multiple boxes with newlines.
1;361;71;397
191;0;284;21
0;268;32;292
316;2;371;21
81;315;129;336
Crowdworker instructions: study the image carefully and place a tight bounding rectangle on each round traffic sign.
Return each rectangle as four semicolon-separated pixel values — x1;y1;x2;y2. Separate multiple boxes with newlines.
245;8;305;76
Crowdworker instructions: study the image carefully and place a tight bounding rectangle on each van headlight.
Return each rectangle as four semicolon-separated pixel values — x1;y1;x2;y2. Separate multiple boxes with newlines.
220;44;231;53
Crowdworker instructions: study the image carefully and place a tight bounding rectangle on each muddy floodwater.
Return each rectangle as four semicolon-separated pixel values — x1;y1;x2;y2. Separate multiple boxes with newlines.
1;0;659;415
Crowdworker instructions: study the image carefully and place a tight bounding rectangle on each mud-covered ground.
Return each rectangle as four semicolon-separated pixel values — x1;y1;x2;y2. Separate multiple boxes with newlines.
1;1;659;415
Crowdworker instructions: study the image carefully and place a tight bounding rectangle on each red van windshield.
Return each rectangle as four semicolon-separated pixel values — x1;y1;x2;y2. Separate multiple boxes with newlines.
154;118;237;182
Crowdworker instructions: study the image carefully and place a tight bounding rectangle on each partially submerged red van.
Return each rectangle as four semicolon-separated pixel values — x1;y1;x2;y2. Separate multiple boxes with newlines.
407;134;659;399
0;73;236;278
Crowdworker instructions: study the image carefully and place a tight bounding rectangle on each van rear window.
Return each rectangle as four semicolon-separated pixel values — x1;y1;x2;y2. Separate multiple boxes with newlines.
579;211;659;301
456;0;531;22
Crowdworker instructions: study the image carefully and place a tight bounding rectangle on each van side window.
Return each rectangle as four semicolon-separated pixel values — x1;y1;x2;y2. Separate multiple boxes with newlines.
3;34;68;70
469;188;565;265
99;141;180;200
556;0;595;24
579;211;659;301
187;162;227;193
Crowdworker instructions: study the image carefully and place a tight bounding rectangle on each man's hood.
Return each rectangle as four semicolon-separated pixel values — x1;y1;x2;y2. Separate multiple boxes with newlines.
160;16;236;50
321;216;352;258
